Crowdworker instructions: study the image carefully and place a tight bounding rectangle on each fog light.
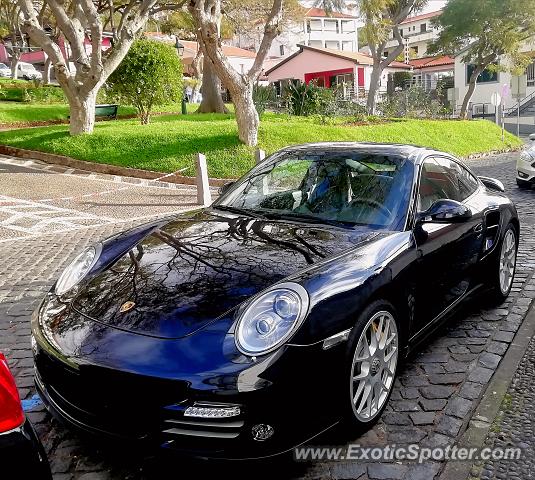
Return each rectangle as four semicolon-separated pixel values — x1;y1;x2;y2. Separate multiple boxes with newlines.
251;423;274;441
184;405;240;418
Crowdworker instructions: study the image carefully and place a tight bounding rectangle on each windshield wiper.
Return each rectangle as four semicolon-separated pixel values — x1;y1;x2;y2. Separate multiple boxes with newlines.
212;205;266;219
261;211;354;228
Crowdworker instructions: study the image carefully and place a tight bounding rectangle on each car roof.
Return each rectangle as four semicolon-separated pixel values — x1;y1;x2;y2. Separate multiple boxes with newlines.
278;142;448;164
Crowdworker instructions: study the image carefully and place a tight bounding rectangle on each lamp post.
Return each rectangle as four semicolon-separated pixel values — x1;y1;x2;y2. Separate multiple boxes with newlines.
175;38;187;115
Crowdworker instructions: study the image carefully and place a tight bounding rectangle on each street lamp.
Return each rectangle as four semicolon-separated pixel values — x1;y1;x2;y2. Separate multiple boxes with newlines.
175;38;187;115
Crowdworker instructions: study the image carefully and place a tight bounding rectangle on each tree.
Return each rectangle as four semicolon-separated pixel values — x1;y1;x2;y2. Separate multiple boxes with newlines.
158;8;229;113
17;0;185;135
428;0;535;119
357;0;427;114
107;39;182;124
0;0;26;78
189;0;283;146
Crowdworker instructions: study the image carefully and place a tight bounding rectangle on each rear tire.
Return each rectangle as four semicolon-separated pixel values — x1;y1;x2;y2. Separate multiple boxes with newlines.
488;223;518;302
342;299;399;434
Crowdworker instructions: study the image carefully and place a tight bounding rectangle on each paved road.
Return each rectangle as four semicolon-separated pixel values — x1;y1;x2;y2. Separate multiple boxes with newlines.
1;151;535;480
0;156;202;241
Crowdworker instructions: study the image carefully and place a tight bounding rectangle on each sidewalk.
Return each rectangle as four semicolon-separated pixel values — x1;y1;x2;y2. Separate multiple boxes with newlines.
470;321;535;479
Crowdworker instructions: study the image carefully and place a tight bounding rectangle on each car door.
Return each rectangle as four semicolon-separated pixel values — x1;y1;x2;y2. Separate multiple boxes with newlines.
412;156;484;335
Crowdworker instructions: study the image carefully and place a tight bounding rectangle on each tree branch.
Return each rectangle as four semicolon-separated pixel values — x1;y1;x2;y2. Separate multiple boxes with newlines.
247;0;283;81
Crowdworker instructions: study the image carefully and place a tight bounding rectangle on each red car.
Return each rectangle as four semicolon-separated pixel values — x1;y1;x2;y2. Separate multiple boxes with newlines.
0;353;51;478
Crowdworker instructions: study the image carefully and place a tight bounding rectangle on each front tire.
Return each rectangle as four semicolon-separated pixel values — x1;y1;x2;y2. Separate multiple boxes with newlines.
489;223;518;301
343;300;399;432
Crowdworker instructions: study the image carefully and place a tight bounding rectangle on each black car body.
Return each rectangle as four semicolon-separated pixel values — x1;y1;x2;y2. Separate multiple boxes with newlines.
32;143;519;459
0;353;51;478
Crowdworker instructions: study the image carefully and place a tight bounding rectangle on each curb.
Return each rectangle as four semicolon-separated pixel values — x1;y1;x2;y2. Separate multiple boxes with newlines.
0;144;234;188
438;301;535;480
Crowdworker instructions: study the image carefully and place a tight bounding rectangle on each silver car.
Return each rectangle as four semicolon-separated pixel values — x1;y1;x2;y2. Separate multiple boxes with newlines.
517;133;535;189
0;63;11;78
16;62;42;81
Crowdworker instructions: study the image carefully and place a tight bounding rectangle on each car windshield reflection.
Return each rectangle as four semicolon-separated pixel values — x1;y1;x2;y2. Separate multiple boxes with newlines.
215;151;414;231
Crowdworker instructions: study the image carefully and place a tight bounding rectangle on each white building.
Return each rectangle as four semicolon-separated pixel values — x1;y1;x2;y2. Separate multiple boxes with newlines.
453;41;535;114
234;7;359;61
384;10;442;62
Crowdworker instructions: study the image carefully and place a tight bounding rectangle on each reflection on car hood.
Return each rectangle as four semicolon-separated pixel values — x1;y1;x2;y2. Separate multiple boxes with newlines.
72;210;387;339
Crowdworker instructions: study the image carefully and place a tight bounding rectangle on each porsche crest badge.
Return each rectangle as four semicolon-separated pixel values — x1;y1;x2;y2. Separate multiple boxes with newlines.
119;301;136;313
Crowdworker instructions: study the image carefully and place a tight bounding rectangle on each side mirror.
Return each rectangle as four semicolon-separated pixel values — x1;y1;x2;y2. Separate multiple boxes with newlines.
218;181;235;196
478;176;505;192
529;133;535;142
417;199;472;224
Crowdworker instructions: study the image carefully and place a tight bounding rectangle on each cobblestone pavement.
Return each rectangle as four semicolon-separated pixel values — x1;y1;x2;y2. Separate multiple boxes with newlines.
1;151;535;480
470;335;535;480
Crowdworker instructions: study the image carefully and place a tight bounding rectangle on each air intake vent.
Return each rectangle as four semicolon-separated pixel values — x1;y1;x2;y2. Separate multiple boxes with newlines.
162;402;244;440
484;210;501;252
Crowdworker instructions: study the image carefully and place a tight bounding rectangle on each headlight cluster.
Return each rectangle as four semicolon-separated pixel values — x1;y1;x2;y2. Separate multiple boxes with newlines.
55;245;101;296
235;282;309;356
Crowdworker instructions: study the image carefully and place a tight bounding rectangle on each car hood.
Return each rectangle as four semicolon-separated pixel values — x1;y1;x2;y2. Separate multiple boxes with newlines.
71;210;387;339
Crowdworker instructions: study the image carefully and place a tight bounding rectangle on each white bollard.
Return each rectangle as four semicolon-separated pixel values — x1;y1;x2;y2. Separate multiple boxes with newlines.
196;153;212;207
255;149;266;164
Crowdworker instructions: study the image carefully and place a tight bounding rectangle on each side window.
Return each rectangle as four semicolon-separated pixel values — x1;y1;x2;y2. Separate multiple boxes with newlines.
434;157;479;201
418;157;478;211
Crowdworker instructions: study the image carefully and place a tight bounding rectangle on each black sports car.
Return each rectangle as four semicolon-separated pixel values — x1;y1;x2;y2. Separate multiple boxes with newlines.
0;353;52;478
32;143;518;459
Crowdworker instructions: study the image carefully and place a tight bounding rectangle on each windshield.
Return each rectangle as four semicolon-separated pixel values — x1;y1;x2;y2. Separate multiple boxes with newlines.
216;149;414;230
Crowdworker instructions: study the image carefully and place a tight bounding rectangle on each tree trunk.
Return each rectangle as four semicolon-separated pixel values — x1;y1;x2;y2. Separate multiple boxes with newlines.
197;58;229;113
460;66;484;119
232;82;259;146
43;57;52;85
10;54;20;79
367;62;382;115
68;90;97;135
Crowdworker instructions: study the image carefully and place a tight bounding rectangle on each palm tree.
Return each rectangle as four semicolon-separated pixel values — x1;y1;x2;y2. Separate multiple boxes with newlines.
313;0;348;14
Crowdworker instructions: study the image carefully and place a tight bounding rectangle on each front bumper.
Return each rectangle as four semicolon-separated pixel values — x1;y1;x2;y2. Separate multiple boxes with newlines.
33;312;345;460
0;419;52;479
516;155;535;183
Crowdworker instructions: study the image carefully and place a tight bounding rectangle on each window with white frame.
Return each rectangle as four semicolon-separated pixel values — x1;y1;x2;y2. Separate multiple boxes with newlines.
325;40;340;49
341;20;355;33
309;19;322;31
324;20;339;32
342;41;353;51
308;40;323;48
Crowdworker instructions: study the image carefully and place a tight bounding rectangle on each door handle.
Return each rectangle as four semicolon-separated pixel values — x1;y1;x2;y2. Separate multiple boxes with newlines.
473;223;483;234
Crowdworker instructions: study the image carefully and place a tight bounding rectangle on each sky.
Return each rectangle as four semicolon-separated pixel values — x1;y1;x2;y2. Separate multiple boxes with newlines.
422;0;448;13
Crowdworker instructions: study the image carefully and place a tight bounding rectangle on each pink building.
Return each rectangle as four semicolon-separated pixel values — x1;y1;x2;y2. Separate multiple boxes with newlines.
0;36;112;69
266;44;410;97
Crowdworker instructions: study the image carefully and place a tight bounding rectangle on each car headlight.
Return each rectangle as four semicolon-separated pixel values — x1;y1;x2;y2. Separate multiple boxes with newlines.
55;245;101;296
235;282;309;356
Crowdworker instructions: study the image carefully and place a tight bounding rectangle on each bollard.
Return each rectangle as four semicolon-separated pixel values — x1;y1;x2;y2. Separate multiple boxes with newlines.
196;153;212;206
255;149;266;164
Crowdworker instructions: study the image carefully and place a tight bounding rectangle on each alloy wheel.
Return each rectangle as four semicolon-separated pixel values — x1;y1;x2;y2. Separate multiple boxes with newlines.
350;310;398;422
499;229;517;295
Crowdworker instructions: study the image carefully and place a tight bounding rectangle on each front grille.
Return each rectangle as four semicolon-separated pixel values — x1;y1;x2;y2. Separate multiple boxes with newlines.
161;403;245;441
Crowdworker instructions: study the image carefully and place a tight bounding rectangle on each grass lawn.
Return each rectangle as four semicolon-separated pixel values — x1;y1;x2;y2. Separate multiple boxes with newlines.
0;113;522;178
0;101;200;124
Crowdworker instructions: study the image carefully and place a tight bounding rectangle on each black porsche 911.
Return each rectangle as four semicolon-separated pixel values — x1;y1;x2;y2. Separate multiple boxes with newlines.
32;143;518;459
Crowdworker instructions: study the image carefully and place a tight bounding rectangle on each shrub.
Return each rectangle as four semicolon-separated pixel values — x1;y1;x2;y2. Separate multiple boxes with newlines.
286;82;336;117
252;84;277;116
106;39;183;124
380;85;451;118
392;71;413;90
